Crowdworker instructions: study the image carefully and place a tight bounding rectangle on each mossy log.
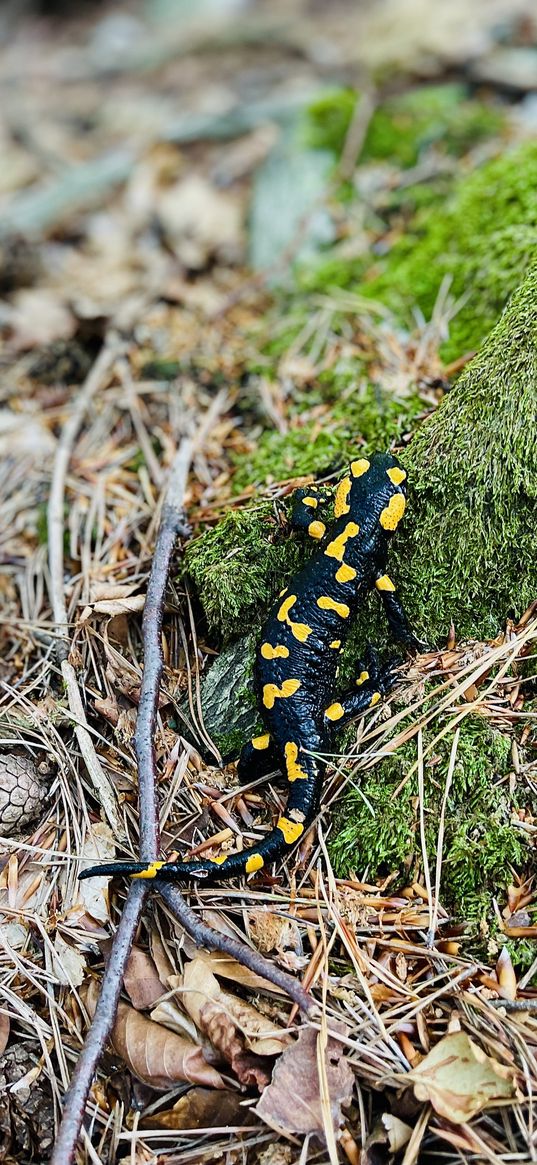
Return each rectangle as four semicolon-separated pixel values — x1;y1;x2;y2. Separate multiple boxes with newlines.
397;262;537;643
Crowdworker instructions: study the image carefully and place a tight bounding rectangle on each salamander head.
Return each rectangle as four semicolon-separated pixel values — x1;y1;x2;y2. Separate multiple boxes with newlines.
335;452;408;537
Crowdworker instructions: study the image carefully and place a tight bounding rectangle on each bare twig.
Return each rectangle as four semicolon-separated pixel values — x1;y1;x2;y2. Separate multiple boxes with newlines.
47;338;123;834
159;882;313;1014
51;439;193;1165
134;437;193;862
49;881;148;1165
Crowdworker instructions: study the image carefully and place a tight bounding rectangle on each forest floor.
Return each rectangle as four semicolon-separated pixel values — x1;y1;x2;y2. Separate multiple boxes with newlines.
0;1;536;1163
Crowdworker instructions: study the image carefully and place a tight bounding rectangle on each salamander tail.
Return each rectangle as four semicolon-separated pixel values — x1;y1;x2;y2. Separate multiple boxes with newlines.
79;860;169;880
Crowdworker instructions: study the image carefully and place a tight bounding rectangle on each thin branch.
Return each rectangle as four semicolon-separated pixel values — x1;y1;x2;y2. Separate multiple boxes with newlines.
50;881;148;1165
134;437;193;861
47;337;123;834
159;882;313;1015
51;438;193;1165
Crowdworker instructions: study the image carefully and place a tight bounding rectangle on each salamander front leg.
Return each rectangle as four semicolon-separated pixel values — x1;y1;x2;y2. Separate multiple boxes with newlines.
375;572;425;653
289;485;332;542
235;733;281;785
324;652;401;730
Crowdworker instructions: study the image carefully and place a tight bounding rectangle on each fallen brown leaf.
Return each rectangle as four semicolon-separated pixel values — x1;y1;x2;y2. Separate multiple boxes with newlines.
180;958;289;1089
406;1031;519;1122
0;1012;10;1057
175;949;288;996
143;1087;253;1130
85;982;224;1091
123;946;167;1011
256;1023;354;1140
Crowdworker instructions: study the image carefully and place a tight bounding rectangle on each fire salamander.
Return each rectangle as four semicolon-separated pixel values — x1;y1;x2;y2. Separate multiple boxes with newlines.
80;452;421;886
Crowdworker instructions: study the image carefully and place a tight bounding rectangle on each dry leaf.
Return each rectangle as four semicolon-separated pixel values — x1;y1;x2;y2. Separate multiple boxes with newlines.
0;1011;10;1057
150;999;200;1046
85;983;224;1091
89;583;141;603
496;947;517;1001
406;1032;518;1122
180;958;288;1088
0;412;55;460
90;596;146;616
123;947;167;1010
149;927;176;985
156;174;243;270
51;933;86;988
381;1113;413;1152
5;288;75;351
256;1023;354;1140
173;951;287;997
112;1001;225;1091
77;823;117;923
248;909;302;956
143;1087;252;1131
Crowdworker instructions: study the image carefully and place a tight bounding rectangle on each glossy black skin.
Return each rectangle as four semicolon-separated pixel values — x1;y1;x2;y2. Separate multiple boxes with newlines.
80;452;419;886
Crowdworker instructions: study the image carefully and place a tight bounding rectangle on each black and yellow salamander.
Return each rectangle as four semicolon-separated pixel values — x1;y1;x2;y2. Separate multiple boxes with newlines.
80;452;421;886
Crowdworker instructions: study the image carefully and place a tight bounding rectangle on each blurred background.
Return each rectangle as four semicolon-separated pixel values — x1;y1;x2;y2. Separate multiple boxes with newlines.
0;0;536;356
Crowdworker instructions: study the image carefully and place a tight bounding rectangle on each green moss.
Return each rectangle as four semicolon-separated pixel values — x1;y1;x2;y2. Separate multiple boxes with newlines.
393;264;537;644
184;503;307;642
307;84;504;168
329;715;529;938
140;358;181;380
231;424;347;492
364;142;537;361
232;380;424;493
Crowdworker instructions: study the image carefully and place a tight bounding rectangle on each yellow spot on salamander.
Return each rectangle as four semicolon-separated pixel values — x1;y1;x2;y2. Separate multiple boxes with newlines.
317;596;350;618
380;494;406;530
303;495;318;508
356;670;369;686
351;458;370;478
370;691;381;706
386;466;406;486
375;574;396;592
308;520;326;539
334;476;351;517
325;702;345;721
263;679;301;709
252;733;271;750
278;594;296;620
131;861;165;879
245;852;264;874
261;642;290;659
277;816;304;845
209;854;228;865
284;741;308;781
330;639;341;649
277;594;313;642
325;521;359;562
336;562;357;583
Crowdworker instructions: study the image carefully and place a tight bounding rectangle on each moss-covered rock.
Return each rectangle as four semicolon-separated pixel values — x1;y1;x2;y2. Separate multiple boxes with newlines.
364;142;537;361
184;501;309;642
329;714;529;941
395;263;537;644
